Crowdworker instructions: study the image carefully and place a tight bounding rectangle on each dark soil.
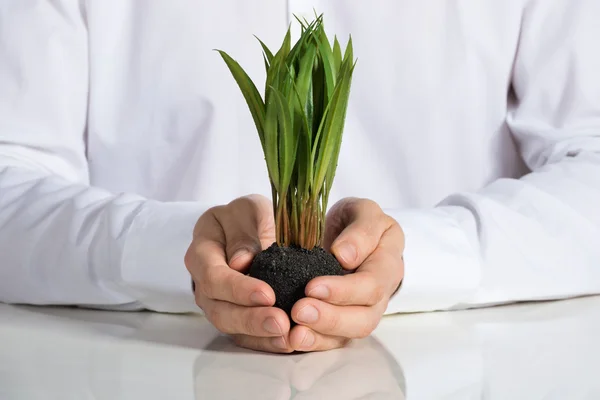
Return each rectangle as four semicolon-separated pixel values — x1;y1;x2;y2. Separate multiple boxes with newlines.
248;243;344;318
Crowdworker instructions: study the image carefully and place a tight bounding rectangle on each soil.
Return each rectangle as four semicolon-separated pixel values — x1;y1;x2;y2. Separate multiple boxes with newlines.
248;243;344;318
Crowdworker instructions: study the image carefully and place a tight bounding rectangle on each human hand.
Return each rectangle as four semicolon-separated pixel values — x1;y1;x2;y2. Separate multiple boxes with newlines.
184;194;294;353
288;198;405;351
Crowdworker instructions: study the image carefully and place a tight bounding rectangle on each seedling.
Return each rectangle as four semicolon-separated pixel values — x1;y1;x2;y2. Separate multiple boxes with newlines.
217;15;356;316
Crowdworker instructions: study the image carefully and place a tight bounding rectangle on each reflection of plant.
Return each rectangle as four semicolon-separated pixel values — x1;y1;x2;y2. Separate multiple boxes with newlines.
217;15;356;249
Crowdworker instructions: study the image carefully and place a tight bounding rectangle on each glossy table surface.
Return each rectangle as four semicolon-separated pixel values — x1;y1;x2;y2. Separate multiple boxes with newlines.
1;296;599;399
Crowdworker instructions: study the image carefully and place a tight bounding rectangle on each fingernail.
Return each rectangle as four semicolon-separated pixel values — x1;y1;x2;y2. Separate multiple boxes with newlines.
271;336;287;350
297;305;319;324
263;317;283;335
337;242;357;265
308;285;330;300
250;291;271;306
301;331;315;348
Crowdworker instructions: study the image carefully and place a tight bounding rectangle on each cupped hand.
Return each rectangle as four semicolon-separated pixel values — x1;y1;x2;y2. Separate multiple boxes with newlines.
288;197;405;352
184;194;294;353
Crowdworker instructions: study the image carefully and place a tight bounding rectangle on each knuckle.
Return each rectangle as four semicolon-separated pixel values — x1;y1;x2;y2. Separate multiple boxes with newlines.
227;196;255;218
231;335;245;347
197;278;214;299
241;313;257;336
226;237;259;260
203;265;220;289
207;307;225;332
386;214;400;227
195;206;223;236
194;293;204;309
327;309;341;333
368;284;386;306
357;316;379;339
208;204;226;217
339;285;353;305
228;274;243;304
359;198;381;211
183;246;194;271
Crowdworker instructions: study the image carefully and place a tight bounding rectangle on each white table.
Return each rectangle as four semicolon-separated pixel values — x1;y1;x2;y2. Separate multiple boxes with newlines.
1;296;598;399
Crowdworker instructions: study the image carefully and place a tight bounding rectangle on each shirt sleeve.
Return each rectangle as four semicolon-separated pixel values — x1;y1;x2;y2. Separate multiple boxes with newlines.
0;1;201;313
386;0;600;314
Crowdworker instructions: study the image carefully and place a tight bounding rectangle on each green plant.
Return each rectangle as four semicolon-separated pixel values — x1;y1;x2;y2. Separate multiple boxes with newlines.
217;15;356;250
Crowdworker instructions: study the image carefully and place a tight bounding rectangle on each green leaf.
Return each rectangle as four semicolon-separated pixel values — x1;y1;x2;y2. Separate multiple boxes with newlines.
270;87;298;195
254;35;274;64
294;45;317;196
333;36;342;73
324;60;355;197
321;37;355;196
264;86;281;191
312;55;326;136
287;16;320;69
343;35;354;66
315;25;336;101
295;45;317;133
312;58;354;195
216;50;266;149
265;27;292;103
275;26;292;61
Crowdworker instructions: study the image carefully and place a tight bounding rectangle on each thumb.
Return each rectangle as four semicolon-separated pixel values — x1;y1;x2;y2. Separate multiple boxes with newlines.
325;198;392;270
217;195;276;272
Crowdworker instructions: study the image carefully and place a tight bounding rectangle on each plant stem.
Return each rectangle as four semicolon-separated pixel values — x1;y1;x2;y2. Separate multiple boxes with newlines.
291;191;298;246
282;196;290;246
275;203;282;246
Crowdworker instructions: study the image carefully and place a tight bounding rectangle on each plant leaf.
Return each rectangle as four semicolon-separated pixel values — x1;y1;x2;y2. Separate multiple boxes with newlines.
315;25;336;101
312;58;354;195
271;86;298;195
294;45;317;196
343;35;354;66
333;36;342;73
216;50;266;150
255;35;274;65
324;60;355;199
264;86;280;191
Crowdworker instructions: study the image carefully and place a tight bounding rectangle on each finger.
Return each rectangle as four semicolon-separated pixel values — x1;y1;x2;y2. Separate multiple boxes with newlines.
307;222;404;305
305;271;385;307
194;240;275;306
353;222;405;296
289;325;351;352
218;195;276;271
232;334;294;354
291;298;384;339
325;198;394;270
199;297;290;337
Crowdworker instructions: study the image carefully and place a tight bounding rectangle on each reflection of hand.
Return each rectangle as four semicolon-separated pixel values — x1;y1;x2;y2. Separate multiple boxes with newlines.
289;198;405;352
193;337;405;400
292;339;406;400
193;337;294;400
184;195;294;353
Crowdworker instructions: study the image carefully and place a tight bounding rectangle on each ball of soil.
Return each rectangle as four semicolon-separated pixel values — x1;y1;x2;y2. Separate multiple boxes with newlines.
248;243;344;318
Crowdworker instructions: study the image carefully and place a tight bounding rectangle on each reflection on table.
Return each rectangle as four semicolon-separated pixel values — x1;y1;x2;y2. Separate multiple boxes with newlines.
0;295;599;399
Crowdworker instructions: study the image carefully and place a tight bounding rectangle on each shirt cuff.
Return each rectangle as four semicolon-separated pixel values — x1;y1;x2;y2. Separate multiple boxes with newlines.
384;206;481;314
120;201;206;313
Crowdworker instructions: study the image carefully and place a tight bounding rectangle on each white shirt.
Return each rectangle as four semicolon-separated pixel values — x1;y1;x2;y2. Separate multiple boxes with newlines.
0;0;599;314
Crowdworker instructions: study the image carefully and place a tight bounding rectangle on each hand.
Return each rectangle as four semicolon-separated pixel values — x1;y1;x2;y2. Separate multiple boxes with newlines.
184;194;294;353
288;198;405;352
